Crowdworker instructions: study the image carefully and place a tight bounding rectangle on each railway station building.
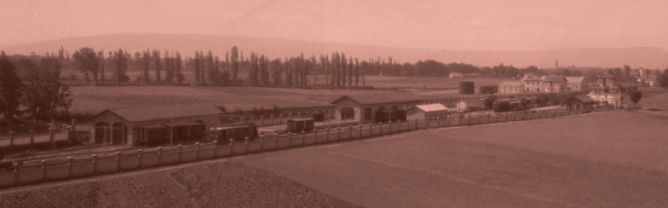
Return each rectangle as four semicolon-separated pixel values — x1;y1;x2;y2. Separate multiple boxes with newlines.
330;94;442;124
86;104;223;146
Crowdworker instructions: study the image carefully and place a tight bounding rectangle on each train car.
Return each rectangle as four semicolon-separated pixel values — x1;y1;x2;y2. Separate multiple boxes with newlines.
493;99;525;112
136;122;207;146
212;123;258;144
311;112;325;122
287;118;315;133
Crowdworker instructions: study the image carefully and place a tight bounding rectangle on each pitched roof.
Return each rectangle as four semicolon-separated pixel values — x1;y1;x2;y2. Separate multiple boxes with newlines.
542;75;566;82
574;95;596;103
564;76;585;83
411;104;449;112
89;103;222;123
331;93;437;105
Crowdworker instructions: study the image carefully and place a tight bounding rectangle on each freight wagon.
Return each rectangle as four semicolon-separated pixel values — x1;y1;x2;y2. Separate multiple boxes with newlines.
492;99;525;112
212;124;258;144
287;118;315;133
135;122;207;146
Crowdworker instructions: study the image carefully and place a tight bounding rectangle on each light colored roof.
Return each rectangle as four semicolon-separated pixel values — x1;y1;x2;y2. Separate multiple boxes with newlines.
499;81;522;86
449;72;463;76
412;104;449;112
89;103;222;123
331;93;439;105
542;75;566;82
564;76;585;83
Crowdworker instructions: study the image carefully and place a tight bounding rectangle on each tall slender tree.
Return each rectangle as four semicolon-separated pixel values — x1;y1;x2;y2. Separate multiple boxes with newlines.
175;52;184;84
354;58;360;87
0;51;23;122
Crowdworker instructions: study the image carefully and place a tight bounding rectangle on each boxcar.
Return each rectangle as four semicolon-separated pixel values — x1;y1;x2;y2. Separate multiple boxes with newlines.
287;118;315;133
212;124;258;144
136;122;207;146
493;99;525;112
311;113;325;122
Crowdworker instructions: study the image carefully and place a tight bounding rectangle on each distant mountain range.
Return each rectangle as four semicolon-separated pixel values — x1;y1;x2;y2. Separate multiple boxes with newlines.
2;33;667;69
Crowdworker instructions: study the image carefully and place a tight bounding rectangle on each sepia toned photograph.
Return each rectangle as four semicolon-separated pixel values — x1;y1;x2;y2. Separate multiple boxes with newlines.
1;0;668;207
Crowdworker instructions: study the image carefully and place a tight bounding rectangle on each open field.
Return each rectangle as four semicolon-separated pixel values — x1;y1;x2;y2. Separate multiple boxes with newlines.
238;111;668;208
0;162;361;208
1;111;666;207
69;85;395;113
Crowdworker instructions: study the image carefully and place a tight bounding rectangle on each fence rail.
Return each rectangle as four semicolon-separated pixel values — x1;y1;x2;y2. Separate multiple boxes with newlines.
0;107;609;189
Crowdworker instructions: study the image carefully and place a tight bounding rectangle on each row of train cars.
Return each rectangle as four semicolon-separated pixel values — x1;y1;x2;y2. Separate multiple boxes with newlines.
136;117;320;147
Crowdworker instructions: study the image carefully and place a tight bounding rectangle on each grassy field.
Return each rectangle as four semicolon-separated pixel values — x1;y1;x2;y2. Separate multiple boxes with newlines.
1;111;666;207
0;162;361;208
238;111;668;208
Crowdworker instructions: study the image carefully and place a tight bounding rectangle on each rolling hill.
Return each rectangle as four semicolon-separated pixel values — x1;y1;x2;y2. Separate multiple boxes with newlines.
2;33;668;69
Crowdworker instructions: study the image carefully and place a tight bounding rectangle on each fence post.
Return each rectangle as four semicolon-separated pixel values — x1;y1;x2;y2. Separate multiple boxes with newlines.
359;124;363;138
50;127;55;150
369;124;373;136
349;125;353;138
336;127;341;141
259;135;264;152
326;127;330;143
288;133;292;148
92;154;98;175
437;117;440;127
260;116;264;126
14;163;20;186
195;142;200;160
67;157;73;178
270;115;274;125
415;119;418;130
301;130;306;145
116;152;121;171
387;121;392;134
9;131;13;146
314;129;318;143
157;147;163;166
244;137;249;154
379;123;383;135
41;160;47;182
138;149;143;168
30;129;35;150
279;114;283;125
229;139;234;154
478;114;481;124
177;145;182;163
274;134;279;150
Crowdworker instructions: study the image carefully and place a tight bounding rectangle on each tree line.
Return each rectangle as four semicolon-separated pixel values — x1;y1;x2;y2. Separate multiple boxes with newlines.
0;51;72;124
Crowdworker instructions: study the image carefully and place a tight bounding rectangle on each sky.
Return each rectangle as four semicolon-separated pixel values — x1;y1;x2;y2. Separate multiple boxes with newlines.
1;0;667;51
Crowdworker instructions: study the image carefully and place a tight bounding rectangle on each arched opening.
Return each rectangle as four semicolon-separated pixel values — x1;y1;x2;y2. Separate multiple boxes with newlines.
391;105;398;111
364;107;372;120
377;106;386;112
95;122;110;144
112;123;127;144
340;107;355;120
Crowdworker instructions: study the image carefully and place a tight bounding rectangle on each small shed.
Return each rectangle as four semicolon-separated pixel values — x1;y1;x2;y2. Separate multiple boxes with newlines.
406;104;449;121
457;99;484;111
562;95;596;109
286;118;315;133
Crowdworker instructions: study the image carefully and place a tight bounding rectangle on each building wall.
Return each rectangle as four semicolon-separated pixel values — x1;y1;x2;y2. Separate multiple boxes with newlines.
406;110;426;121
588;90;622;108
499;84;523;94
333;97;363;122
88;113;222;146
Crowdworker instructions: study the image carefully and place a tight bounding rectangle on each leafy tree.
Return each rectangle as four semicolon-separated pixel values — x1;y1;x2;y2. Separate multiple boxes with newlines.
320;55;329;86
260;55;269;86
152;50;162;83
19;57;72;121
348;57;353;87
658;68;668;88
194;52;201;84
285;58;293;87
72;47;99;85
271;58;283;86
230;46;239;80
628;91;643;106
220;70;231;85
0;51;23;121
98;51;105;84
141;50;152;83
354;58;360;87
175;52;184;84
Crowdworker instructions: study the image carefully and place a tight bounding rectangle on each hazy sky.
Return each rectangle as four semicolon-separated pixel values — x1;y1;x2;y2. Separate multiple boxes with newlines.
1;0;667;51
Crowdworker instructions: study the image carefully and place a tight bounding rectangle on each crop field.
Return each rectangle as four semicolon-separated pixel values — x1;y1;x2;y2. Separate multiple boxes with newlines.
0;162;361;208
69;85;395;113
238;111;668;208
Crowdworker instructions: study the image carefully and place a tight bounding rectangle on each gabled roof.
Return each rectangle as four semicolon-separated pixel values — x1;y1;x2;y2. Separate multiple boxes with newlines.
88;103;222;123
564;76;585;84
542;75;566;82
410;104;449;113
331;93;436;105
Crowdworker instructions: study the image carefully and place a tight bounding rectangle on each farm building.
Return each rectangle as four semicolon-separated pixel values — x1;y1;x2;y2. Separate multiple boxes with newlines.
561;95;596;109
331;94;442;124
564;77;587;92
498;81;523;94
588;73;622;108
456;99;484;112
87;104;223;146
406;104;450;121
